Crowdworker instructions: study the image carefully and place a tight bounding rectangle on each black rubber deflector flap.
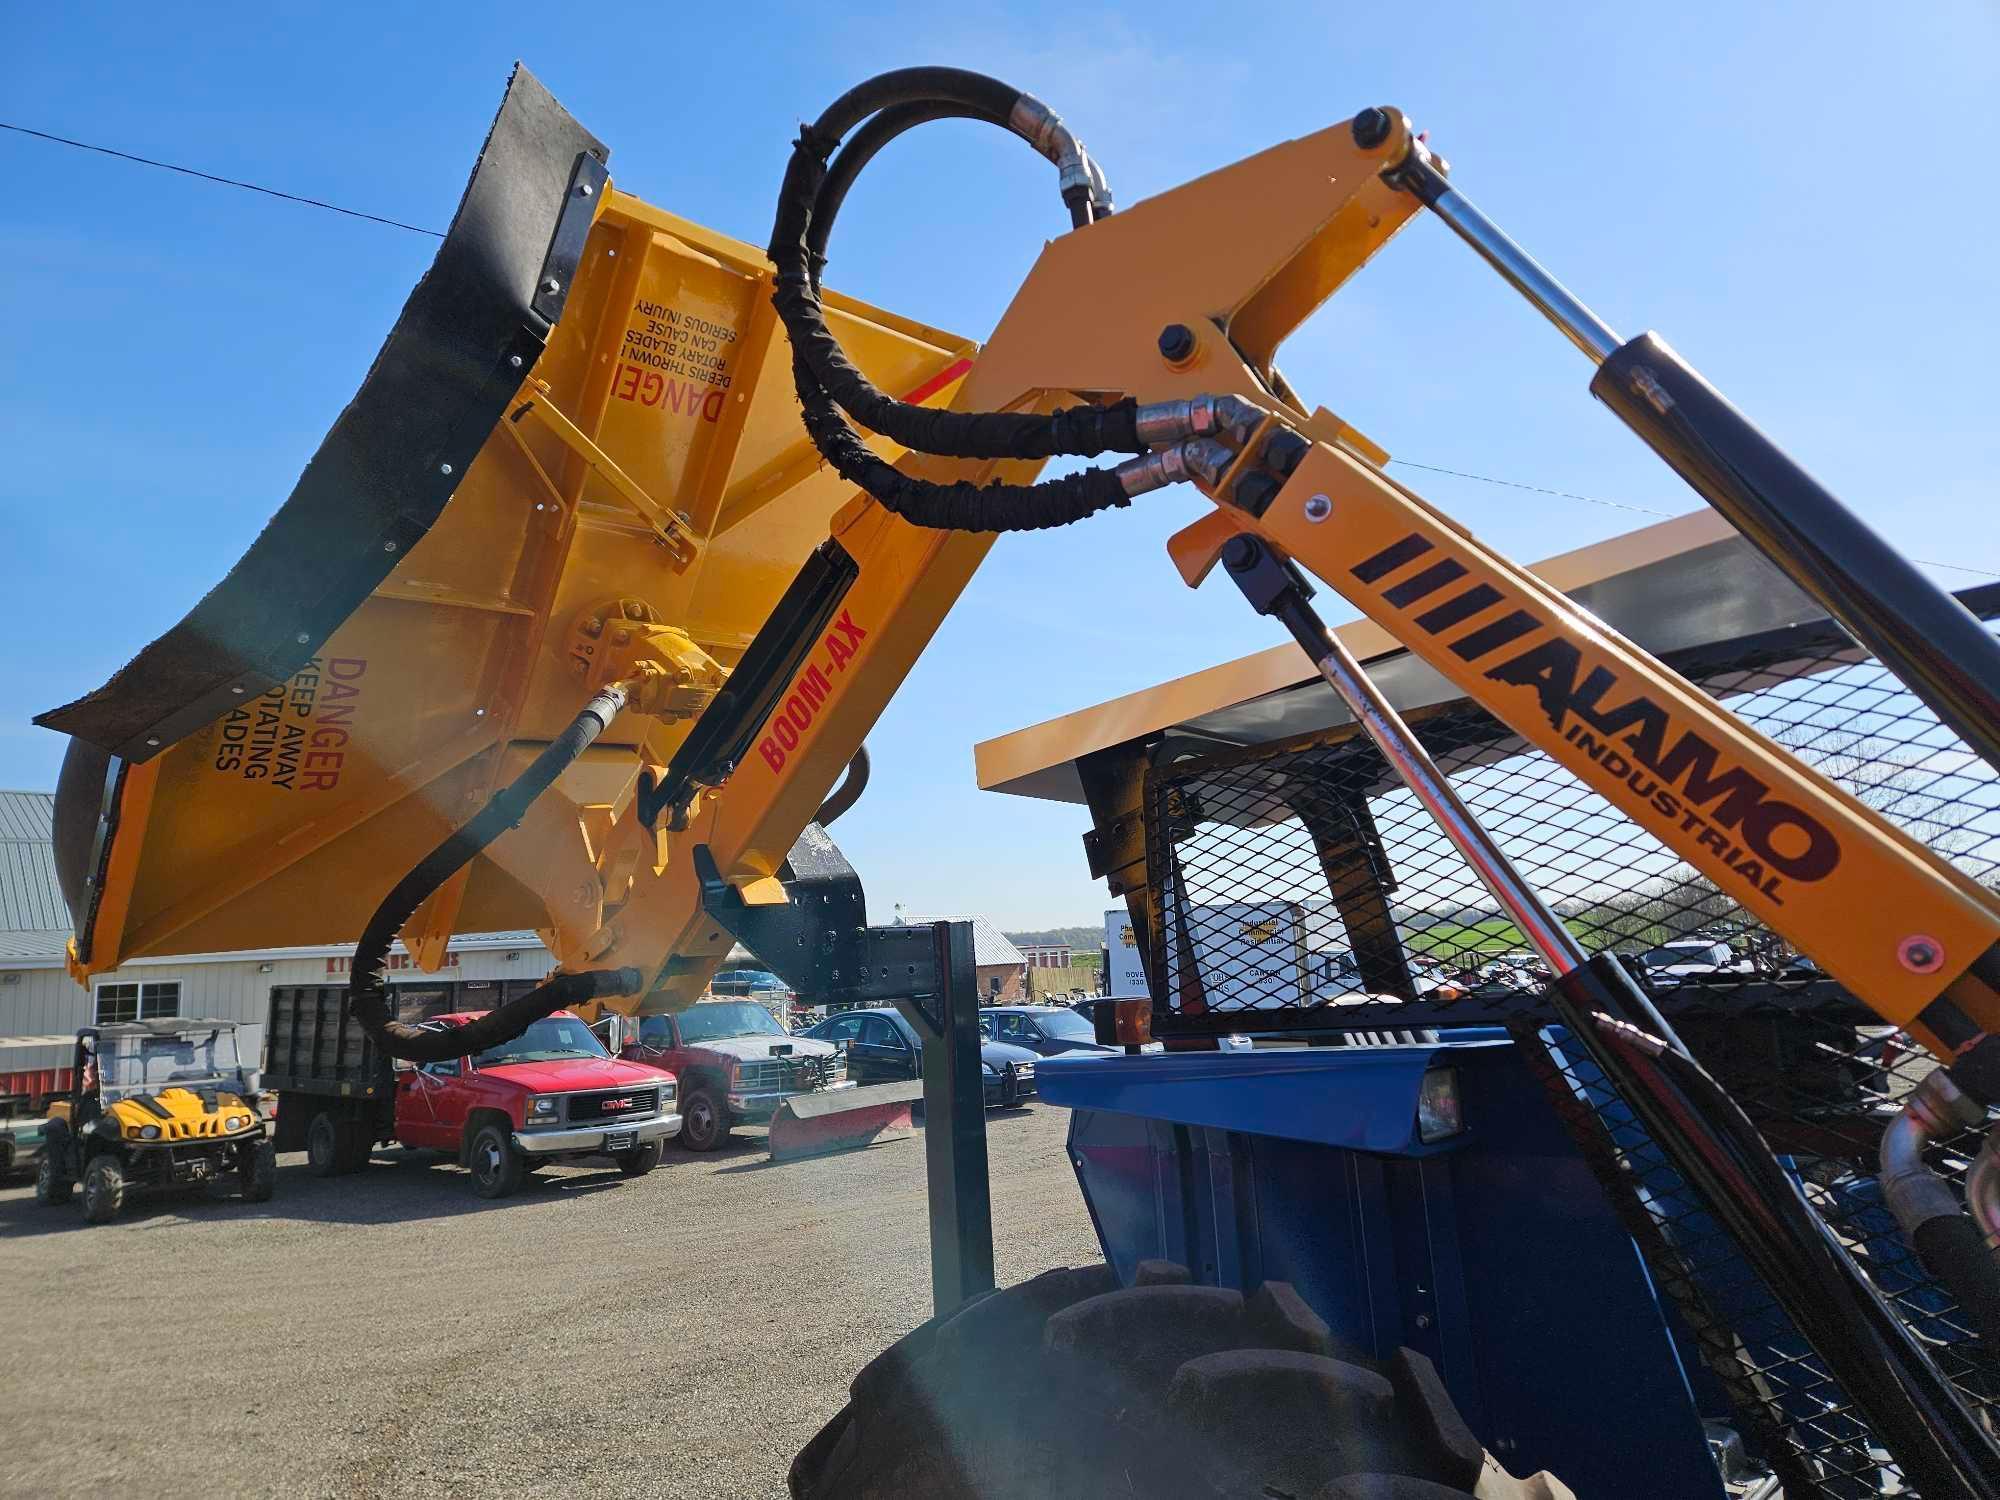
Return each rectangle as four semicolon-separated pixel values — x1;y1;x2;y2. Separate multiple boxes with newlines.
35;64;607;762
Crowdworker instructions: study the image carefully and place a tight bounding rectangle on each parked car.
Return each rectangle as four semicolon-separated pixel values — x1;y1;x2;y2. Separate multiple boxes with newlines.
267;988;680;1197
37;1021;275;1223
979;1005;1118;1058
0;1114;46;1178
710;967;791;1000
1639;939;1755;984
620;997;848;1151
799;1008;1038;1107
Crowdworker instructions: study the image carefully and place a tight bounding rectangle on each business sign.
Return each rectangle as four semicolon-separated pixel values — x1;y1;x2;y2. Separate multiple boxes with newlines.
1104;908;1151;999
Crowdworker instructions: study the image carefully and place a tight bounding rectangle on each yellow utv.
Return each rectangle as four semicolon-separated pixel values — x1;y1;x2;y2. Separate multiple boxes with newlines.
37;1021;275;1223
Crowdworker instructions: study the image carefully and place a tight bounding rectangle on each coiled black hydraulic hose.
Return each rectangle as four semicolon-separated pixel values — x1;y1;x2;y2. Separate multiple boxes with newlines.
769;68;1142;532
345;685;643;1062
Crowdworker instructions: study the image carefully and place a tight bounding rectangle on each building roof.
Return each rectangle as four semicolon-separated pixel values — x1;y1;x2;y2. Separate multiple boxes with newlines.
0;791;66;933
972;512;1810;802
896;914;1026;968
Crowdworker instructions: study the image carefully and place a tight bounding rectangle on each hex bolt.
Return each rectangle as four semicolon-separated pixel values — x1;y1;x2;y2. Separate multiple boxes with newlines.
1351;107;1393;150
231;686;245;695
576;183;594;197
296;632;311;645
145;737;160;747
542;277;562;295
1157;323;1196;363
1305;493;1333;522
1234;472;1282;514
1264;429;1312;478
439;462;454;476
383;540;397;553
474;707;486;717
509;354;524;369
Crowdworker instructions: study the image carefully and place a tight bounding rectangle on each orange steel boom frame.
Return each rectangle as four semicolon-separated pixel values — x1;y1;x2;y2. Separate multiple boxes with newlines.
68;104;2000;1062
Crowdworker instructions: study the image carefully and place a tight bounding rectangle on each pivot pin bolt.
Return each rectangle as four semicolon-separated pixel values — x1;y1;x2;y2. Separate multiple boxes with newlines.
1898;935;1945;974
1351;107;1393;150
1304;494;1333;522
1157;323;1196;363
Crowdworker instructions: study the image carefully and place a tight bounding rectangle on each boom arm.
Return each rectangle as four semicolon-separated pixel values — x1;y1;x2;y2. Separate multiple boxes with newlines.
567;106;2000;1070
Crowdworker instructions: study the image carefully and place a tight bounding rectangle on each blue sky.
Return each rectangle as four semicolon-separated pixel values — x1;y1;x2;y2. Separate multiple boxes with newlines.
4;3;1997;929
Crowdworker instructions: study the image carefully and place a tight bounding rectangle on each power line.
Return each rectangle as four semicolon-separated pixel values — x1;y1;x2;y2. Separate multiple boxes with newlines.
1389;457;2000;581
0;121;444;238
7;118;1998;585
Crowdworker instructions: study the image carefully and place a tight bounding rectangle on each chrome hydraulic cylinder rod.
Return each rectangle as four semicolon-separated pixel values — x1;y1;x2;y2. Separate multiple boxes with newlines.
1218;533;1586;976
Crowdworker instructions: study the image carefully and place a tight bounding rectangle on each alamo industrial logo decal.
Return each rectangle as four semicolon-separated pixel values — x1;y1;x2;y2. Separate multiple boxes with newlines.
1350;533;1841;905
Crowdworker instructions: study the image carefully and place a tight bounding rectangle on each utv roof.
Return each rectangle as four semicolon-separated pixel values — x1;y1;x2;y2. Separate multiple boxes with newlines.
91;1019;243;1038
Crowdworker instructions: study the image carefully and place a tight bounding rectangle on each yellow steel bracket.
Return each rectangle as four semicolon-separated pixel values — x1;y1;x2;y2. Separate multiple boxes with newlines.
509;380;701;566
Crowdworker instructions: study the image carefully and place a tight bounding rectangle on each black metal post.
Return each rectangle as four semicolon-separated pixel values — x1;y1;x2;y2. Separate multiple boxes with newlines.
894;919;994;1315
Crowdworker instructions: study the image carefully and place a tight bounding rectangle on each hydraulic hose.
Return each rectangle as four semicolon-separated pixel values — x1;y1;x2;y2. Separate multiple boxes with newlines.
768;68;1144;532
806;101;1009;284
345;684;643;1062
813;746;871;828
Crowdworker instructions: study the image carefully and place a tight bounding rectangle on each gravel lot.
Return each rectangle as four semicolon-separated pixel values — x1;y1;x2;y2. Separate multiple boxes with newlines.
0;1104;1100;1499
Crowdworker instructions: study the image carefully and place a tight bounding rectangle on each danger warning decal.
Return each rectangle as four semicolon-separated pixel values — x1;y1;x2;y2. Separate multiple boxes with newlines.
212;657;366;793
757;611;867;774
613;299;738;423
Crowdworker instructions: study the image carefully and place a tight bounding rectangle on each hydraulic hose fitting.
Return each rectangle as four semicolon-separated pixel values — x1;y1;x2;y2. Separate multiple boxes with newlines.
1114;443;1195;498
1179;438;1242;491
1880;1067;1987;1242
1133;395;1271;450
1009;93;1110;219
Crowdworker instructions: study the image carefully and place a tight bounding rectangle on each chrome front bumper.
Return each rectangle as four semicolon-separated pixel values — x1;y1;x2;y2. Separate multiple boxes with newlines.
729;1079;857;1122
513;1112;681;1154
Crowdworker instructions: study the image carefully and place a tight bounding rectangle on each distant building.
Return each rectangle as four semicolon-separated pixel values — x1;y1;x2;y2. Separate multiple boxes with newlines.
1018;941;1073;969
895;912;1027;1000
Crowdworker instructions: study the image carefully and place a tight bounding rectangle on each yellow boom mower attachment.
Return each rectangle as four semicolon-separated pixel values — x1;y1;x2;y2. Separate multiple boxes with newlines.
42;66;970;1005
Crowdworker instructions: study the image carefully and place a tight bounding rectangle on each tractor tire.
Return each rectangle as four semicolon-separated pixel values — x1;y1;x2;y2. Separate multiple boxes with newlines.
35;1148;73;1206
306;1112;343;1177
789;1260;1573;1500
467;1123;525;1199
82;1155;126;1224
615;1140;662;1177
679;1086;730;1152
243;1140;278;1202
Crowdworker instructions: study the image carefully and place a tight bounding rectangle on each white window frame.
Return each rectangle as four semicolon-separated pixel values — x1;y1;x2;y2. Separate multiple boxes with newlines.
93;979;182;1025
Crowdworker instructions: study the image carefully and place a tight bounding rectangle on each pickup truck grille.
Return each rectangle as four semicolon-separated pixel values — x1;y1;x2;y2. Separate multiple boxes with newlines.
737;1055;844;1093
566;1087;659;1123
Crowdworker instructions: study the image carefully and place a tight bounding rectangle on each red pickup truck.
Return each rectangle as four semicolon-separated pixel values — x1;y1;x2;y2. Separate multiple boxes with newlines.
267;990;681;1198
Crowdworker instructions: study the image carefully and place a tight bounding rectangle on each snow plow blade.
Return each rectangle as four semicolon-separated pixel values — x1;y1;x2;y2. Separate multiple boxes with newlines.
37;66;974;984
766;1081;923;1163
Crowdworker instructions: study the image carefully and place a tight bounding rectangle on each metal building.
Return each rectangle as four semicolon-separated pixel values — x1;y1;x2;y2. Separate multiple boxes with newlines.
0;789;554;1102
